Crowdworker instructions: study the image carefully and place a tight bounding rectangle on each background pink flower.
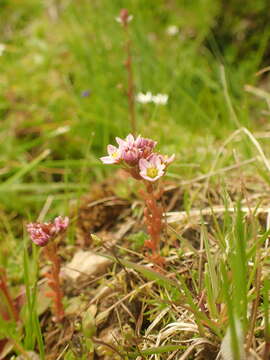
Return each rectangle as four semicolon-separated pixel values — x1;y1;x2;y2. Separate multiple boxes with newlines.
26;223;52;246
53;216;69;233
27;216;69;246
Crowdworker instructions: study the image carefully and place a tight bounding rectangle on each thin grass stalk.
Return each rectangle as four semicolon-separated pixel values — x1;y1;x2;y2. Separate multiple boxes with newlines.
204;264;219;320
211;193;229;252
246;264;261;351
220;65;240;128
23;236;34;349
23;236;44;353
198;228;204;293
202;226;219;302
247;228;270;261
221;262;241;360
176;275;208;338
233;203;248;330
263;279;270;359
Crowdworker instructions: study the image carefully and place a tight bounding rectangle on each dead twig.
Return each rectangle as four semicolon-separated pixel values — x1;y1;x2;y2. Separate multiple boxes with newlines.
166;205;270;224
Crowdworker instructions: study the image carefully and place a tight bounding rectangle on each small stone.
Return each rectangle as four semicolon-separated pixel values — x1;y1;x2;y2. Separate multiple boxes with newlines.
16;351;40;360
62;250;112;281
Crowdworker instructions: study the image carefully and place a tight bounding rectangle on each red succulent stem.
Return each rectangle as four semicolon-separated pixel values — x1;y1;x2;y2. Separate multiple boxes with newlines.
141;182;165;266
43;242;64;322
0;268;20;322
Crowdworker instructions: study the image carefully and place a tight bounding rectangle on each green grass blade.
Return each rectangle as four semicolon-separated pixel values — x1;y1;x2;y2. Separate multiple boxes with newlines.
2;149;50;186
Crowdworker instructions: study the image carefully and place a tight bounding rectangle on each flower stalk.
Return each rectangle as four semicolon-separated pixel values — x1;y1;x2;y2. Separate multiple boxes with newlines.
141;183;165;266
43;242;64;322
118;9;136;134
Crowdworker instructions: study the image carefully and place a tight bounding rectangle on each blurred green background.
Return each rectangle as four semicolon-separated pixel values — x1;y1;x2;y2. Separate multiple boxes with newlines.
1;0;270;218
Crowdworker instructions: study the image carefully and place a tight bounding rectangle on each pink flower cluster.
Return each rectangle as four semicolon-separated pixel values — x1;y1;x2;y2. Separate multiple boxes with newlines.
100;134;174;182
26;216;69;247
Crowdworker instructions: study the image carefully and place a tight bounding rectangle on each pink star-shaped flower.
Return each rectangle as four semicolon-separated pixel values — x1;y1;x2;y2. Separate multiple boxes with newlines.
139;155;165;182
100;144;122;164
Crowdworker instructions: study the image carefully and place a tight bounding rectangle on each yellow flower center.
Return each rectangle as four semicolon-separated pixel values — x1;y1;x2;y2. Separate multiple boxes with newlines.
112;151;119;159
146;167;158;178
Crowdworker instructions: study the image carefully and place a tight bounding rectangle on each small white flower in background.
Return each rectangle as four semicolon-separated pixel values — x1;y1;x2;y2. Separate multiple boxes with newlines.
116;14;133;24
166;25;179;36
152;93;168;105
136;92;168;105
136;91;153;104
116;9;133;25
0;44;6;56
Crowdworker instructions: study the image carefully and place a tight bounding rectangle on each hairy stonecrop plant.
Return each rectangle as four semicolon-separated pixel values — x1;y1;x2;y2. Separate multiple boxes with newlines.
26;216;69;322
101;134;174;266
